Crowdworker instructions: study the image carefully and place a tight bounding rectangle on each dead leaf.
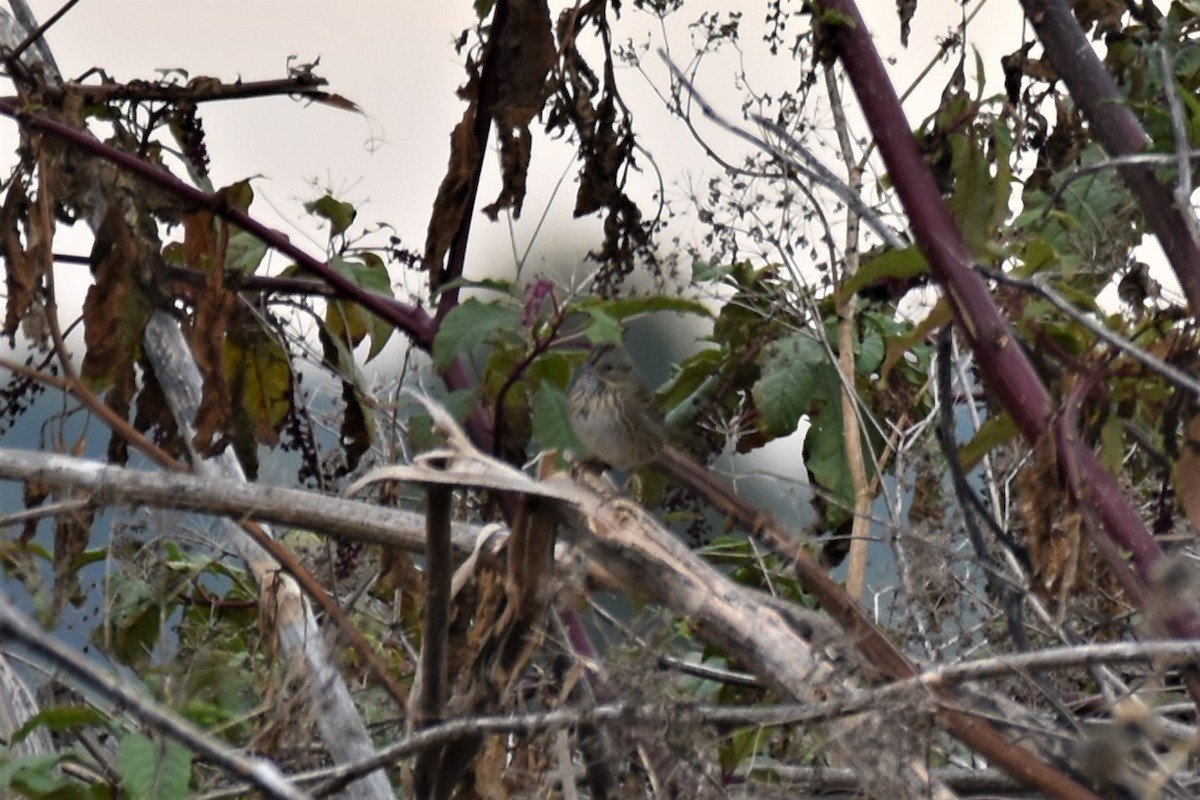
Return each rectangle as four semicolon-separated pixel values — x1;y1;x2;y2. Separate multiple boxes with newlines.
0;178;42;340
1176;414;1200;532
181;208;237;457
423;111;481;289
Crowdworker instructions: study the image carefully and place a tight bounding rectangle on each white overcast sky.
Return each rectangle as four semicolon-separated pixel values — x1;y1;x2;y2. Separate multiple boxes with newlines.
5;0;1027;300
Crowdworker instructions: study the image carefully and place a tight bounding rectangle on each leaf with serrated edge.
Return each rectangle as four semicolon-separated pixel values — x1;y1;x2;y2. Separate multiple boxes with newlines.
433;299;521;369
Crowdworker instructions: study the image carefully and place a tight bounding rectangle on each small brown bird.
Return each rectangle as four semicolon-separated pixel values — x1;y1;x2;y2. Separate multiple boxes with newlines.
567;344;665;469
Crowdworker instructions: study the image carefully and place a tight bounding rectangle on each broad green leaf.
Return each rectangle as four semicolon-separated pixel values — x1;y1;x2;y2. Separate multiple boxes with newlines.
1174;44;1200;84
882;298;953;380
216;179;254;212
531;382;582;453
957;412;1018;472
805;404;853;521
525;349;574;391
661;348;724;429
947;111;996;256
836;246;929;302
304;194;357;236
433;298;521;369
719;725;774;772
99;573;161;669
990;116;1014;233
691;258;734;282
13;706;109;744
225;325;292;446
1099;411;1125;474
1017;236;1060;275
118;733;192;800
325;254;396;361
752;333;837;437
583;308;623;344
224;229;268;273
435;276;518;297
856;329;885;376
578;295;713;321
0;753;92;798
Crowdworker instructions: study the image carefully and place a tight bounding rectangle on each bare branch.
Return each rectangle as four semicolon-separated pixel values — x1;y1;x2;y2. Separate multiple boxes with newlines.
658;50;907;251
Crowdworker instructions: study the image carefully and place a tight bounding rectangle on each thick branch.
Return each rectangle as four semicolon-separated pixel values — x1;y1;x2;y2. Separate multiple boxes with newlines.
0;446;482;555
1022;0;1200;317
822;0;1200;643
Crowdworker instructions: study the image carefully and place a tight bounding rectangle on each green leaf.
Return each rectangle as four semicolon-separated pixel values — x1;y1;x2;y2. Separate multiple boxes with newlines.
957;412;1018;472
1099;411;1125;474
578;295;713;321
525;350;574;390
691;258;732;282
435;276;518;298
856;329;885;376
216;179;254;212
99;573;161;669
947;115;997;256
324;255;396;361
432;298;521;370
13;706;109;744
805;404;853;519
661;348;724;429
719;726;773;772
531;382;582;453
837;246;929;302
304;194;357;236
118;733;192;800
583;308;623;344
752;333;837;437
225;229;268;274
0;753;92;799
225;323;293;446
1017;236;1060;275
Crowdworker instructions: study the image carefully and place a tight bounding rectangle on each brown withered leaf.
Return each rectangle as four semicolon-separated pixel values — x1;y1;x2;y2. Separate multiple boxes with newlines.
481;126;532;221
897;0;916;47
575;96;624;217
81;205;154;464
20;479;49;544
493;0;555;130
481;0;555;221
82;206;142;385
425;0;555;282
1071;0;1126;37
0;178;41;340
1027;95;1084;194
181;209;236;458
52;503;95;617
339;378;369;476
424;110;481;289
312;92;361;113
1177;414;1200;533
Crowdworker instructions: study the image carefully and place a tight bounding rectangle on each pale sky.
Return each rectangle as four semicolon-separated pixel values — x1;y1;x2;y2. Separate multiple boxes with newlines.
6;0;1027;301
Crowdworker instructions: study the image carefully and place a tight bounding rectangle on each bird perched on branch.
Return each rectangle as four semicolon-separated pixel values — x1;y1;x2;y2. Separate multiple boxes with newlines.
567;344;665;470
